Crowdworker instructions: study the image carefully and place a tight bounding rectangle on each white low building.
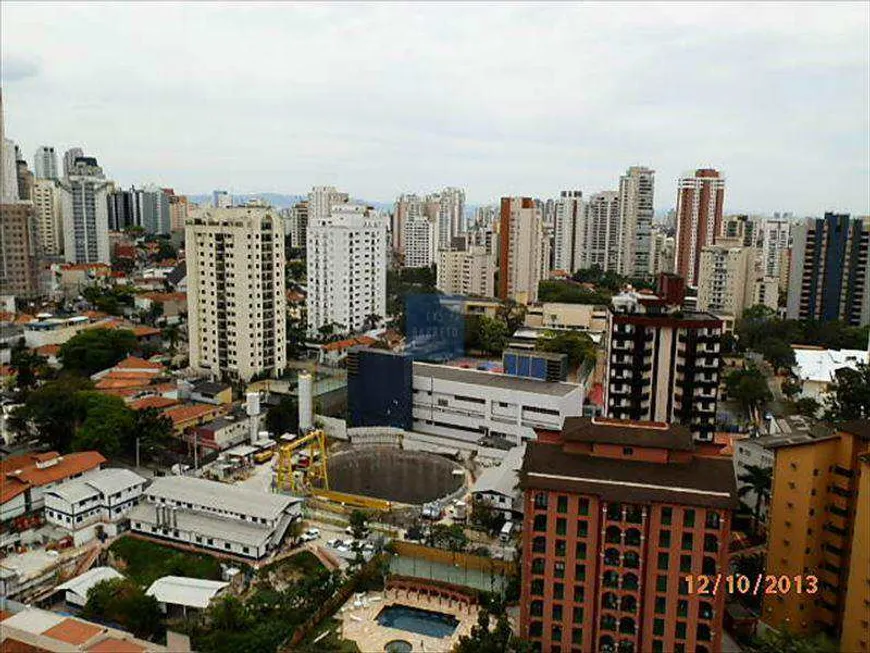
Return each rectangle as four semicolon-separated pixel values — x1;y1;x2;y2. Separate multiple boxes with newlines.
471;444;525;520
792;346;868;403
55;566;124;608
146;576;229;616
44;468;148;545
412;362;584;447
129;475;302;560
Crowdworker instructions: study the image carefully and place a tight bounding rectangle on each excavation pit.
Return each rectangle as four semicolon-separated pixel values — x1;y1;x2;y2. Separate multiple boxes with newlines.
328;448;465;505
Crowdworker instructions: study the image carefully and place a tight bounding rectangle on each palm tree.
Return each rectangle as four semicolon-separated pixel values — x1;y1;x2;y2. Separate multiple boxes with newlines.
738;464;772;534
162;324;181;355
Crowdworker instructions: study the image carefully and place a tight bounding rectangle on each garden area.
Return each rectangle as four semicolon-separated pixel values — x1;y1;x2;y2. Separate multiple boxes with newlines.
107;537;225;585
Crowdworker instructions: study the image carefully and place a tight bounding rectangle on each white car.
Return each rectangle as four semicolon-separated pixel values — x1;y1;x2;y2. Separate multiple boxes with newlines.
305;528;321;539
326;538;343;548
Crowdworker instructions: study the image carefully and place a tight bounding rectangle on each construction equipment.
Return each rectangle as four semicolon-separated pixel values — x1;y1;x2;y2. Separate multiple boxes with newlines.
275;429;329;494
312;489;392;512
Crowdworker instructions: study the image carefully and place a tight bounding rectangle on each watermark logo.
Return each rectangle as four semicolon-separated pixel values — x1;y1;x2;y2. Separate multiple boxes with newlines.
405;294;465;362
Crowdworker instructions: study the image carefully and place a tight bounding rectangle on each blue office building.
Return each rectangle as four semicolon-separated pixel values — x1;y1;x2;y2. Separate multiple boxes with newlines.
347;347;413;430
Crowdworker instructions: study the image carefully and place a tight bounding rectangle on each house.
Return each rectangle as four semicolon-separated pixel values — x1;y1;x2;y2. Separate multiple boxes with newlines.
162;403;225;435
146;576;229;617
187;379;232;405
34;344;61;367
165;261;187;291
134;292;187;324
792;346;869;403
91;356;165;394
55;567;124;608
193;414;256;451
0;605;173;652
471;444;525;520
50;263;113;299
44;468;148;545
129;475;303;559
319;336;377;365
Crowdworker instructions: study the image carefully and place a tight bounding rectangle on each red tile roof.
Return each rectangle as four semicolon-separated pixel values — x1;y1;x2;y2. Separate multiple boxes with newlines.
163;403;219;427
42;618;103;645
322;335;377;352
87;638;146;653
61;263;111;272
115;356;164;371
35;344;61;356
130;325;161;338
129;396;178;411
1;452;105;504
141;292;186;303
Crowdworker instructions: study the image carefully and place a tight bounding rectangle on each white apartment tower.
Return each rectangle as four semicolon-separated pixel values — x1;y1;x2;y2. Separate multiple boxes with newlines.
618;166;655;278
696;243;755;318
186;207;286;381
285;200;309;251
32;179;64;256
761;218;791;279
58;157;112;264
498;197;545;304
34;146;58;179
553;190;583;273
582;191;621;273
62;148;84;177
437;245;496;297
402;217;438;268
307;203;387;336
438;187;466;245
0;91;18;204
309;185;350;222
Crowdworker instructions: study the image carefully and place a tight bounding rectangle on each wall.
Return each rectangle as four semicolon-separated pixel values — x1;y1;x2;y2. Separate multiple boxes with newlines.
392;540;513;575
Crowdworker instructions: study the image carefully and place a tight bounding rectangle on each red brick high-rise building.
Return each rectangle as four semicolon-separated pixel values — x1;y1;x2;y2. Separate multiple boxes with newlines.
519;417;736;653
674;169;725;287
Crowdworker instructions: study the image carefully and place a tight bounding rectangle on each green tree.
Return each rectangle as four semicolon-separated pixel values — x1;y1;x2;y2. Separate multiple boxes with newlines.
793;396;820;419
478;315;509;355
455;608;531;653
162;323;181;354
737;464;772;533
538;280;611;305
287;260;306;282
84;578;162;639
72;393;136;456
496;300;526;332
725;367;772;412
536;329;595;369
824;362;870;422
10;339;45;392
781;377;801;400
208;595;249;631
363;313;381;331
427;523;469;552
349;509;370;539
746;628;837;653
470;496;503;535
265;395;299;436
156;239;176;260
134;407;174;461
758;338;796;374
13;377;94;451
59;328;138;376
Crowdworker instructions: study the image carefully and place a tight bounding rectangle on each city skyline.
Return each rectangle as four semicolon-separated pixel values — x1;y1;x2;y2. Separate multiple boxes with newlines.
2;2;868;215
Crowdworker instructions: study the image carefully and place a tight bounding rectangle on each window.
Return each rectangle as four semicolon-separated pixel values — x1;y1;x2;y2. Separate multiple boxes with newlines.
533;536;546;553
684;509;695;527
534;514;547;532
680;555;692;573
532;558;545;574
576;542;587;560
573;584;585;602
655;597;666;614
676;622;687;639
579;498;589;516
681;532;693;550
556;540;567;557
656;575;668;592
557;495;568;513
552;604;563;621
531;579;544;596
577;520;588;538
659;530;671;547
530;600;544;617
557;518;567;535
551;625;562;642
554;561;565;579
623;447;634;456
572;607;583;624
554;583;564;600
658;553;669;570
529;621;543;637
575;564;586;581
661;507;672;525
572;628;583;645
653;619;665;636
534;493;549;509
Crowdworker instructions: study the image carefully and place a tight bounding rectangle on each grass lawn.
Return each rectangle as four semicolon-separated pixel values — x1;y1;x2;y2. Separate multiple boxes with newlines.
258;550;324;582
109;537;225;586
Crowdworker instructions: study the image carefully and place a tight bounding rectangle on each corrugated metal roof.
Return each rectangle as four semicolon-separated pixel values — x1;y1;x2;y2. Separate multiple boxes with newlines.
129;503;274;547
145;576;228;609
56;567;124;600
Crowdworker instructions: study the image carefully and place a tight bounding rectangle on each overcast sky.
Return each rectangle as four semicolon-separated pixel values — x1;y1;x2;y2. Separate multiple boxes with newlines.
2;2;868;214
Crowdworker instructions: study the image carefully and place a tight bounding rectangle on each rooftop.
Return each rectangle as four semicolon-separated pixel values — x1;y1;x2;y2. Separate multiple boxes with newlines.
56;567;124;599
145;576;228;609
144;475;298;521
129;503;275;548
793;347;868;384
472;445;525;497
561;417;695;452
2;452;106;503
114;356;164;371
191;379;229;396
413;362;581;397
43;617;104;645
521;442;737;509
163;403;219;426
129;396;178;411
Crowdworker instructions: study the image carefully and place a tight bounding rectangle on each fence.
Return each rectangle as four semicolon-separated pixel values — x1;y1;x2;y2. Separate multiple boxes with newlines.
391;540;513;575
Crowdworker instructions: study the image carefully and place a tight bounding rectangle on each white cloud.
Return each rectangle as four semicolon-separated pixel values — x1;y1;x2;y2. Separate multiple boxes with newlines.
1;1;867;214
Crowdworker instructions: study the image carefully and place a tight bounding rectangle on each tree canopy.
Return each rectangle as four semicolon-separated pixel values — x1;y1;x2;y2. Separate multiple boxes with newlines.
538;280;611;305
536;329;596;369
84;578;162;639
266;395;299;436
824;362;870;422
59;328;138;376
725;367;772;412
71;392;137;457
13;377;94;451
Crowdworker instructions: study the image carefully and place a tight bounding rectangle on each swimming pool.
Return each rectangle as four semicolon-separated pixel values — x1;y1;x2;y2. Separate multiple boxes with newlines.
376;605;459;638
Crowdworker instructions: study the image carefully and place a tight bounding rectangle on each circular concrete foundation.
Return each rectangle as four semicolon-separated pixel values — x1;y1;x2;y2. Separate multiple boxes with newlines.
328;448;464;505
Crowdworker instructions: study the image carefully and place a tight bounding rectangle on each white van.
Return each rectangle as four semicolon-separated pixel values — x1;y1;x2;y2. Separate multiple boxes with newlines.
499;521;514;543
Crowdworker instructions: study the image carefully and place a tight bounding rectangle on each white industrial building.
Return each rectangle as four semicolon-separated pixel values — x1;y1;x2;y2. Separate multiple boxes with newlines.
55;566;124;608
471;444;525;520
44;468;148;545
306;203;387;336
129;475;302;560
412;362;584;447
792;346;869;403
147;576;229;616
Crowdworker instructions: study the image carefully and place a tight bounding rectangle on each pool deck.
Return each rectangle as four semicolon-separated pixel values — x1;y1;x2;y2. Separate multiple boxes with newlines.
339;589;479;652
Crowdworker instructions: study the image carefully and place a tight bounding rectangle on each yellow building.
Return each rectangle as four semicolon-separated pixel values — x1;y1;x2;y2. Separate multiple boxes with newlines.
763;421;870;638
842;452;870;653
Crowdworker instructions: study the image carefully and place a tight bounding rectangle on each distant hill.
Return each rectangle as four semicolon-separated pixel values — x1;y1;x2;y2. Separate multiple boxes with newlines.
187;193;305;209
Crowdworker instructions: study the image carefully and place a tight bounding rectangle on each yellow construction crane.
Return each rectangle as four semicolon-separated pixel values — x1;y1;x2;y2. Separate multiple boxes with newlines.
275;429;329;494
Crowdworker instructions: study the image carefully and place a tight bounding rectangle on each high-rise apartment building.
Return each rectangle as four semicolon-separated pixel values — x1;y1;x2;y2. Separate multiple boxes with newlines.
519;417;735;653
15;157;34;201
674;169;726;287
62;148;84;177
618;167;655;278
0;92;17;204
309;185;349;222
437;187;466;246
553;190;583;273
649;227;675;276
696;242;754;318
763;421;870;640
498;197;545;304
583;191;621;273
393;193;423;253
32;178;64;256
166;190;189;232
284;200;309;251
761;218;791;279
212;190;232;208
33;146;58;180
437;245;496;297
0;203;40;297
306;203;387;336
186;207;286;381
786;213;869;326
58;157;112;264
402;217;438;269
106;186;170;234
605;281;722;441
